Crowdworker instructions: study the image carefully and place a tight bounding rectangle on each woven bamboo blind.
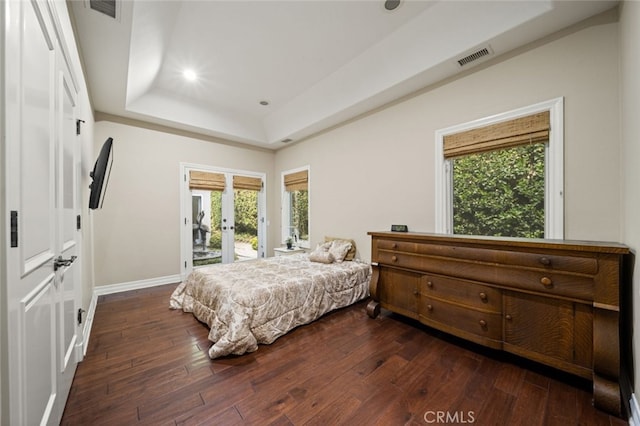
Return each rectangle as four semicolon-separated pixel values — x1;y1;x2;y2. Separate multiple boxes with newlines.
443;111;550;158
284;170;308;192
189;171;226;191
233;175;262;191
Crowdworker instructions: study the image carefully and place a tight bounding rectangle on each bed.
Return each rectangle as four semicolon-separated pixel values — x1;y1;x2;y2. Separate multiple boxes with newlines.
169;238;371;359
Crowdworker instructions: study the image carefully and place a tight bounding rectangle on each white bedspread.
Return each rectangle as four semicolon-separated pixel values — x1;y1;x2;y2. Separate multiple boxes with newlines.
169;254;371;358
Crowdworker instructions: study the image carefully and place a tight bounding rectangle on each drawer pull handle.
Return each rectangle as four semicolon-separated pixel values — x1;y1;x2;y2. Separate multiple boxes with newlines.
413;289;419;296
391;255;398;262
479;292;487;301
505;314;513;321
539;257;551;266
391;243;397;249
479;319;487;327
540;276;553;287
427;281;433;288
426;304;433;311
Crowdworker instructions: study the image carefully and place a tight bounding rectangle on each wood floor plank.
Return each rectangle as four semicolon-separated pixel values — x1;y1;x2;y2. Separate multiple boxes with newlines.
506;380;548;426
62;283;627;425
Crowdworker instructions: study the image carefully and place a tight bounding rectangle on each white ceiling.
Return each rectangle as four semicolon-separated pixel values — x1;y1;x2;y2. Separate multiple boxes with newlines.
70;0;618;149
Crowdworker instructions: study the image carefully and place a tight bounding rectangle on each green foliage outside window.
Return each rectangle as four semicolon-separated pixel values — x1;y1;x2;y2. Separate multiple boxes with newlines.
233;189;258;236
452;143;545;238
208;189;258;248
290;190;309;241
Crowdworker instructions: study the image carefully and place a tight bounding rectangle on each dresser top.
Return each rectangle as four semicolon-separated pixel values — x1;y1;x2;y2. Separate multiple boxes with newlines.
368;231;629;255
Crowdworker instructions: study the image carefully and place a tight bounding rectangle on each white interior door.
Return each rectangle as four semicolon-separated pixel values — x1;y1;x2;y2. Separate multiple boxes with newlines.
55;52;81;421
4;1;81;424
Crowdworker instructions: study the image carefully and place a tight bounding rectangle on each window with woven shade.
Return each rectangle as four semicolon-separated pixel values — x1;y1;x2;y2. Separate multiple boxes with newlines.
436;99;564;239
233;175;263;191
443;111;549;158
282;167;310;248
185;168;267;266
283;169;308;192
189;170;226;191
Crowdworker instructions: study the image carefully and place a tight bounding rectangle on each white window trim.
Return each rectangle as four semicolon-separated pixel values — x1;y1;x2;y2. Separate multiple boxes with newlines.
435;97;564;239
281;165;310;249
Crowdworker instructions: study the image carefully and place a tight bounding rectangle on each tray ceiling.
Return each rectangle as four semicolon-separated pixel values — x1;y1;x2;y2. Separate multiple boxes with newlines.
70;0;618;149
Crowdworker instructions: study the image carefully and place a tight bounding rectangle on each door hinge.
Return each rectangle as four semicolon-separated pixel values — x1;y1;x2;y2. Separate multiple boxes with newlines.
10;210;18;247
77;215;82;230
77;308;85;325
185;261;187;268
76;119;85;135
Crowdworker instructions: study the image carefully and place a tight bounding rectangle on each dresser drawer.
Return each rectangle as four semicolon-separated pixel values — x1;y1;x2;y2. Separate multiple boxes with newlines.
375;239;598;274
421;275;501;312
419;298;502;342
496;268;594;301
377;250;594;300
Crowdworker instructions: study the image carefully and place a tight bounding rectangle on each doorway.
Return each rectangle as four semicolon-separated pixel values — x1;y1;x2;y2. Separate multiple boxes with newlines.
180;164;266;276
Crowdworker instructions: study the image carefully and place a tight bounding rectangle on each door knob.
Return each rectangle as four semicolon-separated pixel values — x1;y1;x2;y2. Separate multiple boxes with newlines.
54;255;77;271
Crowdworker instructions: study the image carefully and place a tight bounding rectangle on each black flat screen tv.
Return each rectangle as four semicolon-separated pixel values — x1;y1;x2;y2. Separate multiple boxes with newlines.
89;137;113;210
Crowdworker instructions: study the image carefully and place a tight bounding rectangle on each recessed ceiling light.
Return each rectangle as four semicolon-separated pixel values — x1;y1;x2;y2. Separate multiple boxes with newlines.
384;0;401;11
183;69;197;82
259;100;269;106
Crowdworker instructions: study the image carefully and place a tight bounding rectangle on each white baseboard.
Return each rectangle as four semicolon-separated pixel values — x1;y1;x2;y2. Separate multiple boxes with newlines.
630;393;640;426
81;291;98;357
94;274;182;296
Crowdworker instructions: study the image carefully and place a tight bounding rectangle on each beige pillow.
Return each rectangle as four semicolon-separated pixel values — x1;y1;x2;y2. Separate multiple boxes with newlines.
314;241;332;252
328;239;352;263
324;237;356;261
309;250;335;264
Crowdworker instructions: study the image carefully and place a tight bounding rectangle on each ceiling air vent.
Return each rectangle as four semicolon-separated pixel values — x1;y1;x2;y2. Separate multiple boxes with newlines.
456;46;493;68
89;0;117;19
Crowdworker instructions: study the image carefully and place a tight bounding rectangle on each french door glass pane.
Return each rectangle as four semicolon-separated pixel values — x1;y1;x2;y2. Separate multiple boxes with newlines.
193;190;222;266
233;189;258;261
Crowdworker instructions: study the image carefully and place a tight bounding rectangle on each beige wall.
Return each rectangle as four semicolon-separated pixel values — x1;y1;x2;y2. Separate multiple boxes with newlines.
620;0;640;408
92;121;275;286
276;13;621;262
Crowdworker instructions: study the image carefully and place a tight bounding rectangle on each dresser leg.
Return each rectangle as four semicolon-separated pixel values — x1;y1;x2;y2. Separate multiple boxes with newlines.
593;374;621;416
366;300;380;318
593;307;622;416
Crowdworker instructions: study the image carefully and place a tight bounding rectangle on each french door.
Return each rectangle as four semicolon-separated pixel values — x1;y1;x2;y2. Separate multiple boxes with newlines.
4;1;82;424
181;164;266;276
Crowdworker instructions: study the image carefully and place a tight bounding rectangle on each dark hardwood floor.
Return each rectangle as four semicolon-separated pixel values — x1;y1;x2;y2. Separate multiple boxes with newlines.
62;284;627;425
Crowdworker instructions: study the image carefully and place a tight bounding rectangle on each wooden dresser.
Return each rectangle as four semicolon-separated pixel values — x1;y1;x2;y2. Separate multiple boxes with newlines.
367;231;629;416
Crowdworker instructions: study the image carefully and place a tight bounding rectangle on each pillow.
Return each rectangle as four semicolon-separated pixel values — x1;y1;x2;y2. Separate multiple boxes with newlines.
324;237;356;261
313;241;332;253
309;241;335;263
327;239;352;263
309;250;335;264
